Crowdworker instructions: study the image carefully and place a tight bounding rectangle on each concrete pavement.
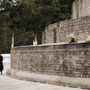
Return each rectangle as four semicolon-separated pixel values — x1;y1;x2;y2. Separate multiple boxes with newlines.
0;63;86;90
0;75;86;90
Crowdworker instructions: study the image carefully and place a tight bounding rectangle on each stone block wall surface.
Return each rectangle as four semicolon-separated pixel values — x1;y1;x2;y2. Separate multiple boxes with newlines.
11;42;90;78
42;16;90;44
72;0;90;19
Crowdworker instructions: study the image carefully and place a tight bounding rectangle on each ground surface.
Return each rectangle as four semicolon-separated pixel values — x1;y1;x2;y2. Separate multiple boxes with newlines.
0;63;86;90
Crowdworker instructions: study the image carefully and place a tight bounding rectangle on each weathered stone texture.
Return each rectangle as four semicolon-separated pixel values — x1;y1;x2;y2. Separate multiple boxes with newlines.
42;16;90;44
11;43;90;78
72;0;90;19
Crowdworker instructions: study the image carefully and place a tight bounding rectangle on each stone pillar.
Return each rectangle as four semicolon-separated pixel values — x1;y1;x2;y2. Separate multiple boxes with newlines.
72;0;90;19
11;33;14;48
33;36;38;46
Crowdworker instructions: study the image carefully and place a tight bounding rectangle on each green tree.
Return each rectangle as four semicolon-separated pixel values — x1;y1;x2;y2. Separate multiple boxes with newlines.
0;0;74;53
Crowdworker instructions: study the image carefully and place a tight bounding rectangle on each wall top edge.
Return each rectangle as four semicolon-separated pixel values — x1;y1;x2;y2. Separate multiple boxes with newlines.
45;16;90;29
12;42;90;49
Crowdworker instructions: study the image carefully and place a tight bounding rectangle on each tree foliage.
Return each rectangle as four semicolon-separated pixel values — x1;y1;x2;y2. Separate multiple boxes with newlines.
0;0;21;10
0;0;74;53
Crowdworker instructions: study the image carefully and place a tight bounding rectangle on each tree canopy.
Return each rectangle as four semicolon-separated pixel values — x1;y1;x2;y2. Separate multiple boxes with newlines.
0;0;74;53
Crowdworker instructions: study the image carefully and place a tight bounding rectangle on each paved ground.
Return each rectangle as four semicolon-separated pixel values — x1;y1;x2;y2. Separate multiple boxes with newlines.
0;63;86;90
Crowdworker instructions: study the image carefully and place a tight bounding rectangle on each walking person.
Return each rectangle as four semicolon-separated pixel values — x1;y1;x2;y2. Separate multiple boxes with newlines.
0;53;3;75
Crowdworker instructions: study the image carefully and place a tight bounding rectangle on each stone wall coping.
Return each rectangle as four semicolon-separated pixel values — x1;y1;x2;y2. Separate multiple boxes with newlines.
45;16;90;29
13;42;90;49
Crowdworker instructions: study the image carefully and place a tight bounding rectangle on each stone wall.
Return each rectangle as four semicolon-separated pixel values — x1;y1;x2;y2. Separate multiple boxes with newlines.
11;42;90;78
42;16;90;44
72;0;90;19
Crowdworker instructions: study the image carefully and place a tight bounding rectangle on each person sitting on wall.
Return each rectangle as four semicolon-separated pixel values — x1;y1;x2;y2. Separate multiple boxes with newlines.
0;53;3;75
85;36;90;42
68;34;78;43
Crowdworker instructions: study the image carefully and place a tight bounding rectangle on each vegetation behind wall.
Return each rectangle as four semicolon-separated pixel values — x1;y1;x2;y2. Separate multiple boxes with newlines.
0;0;74;53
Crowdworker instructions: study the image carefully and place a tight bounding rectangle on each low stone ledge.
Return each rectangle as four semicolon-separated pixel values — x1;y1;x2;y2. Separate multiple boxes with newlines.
7;68;90;89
